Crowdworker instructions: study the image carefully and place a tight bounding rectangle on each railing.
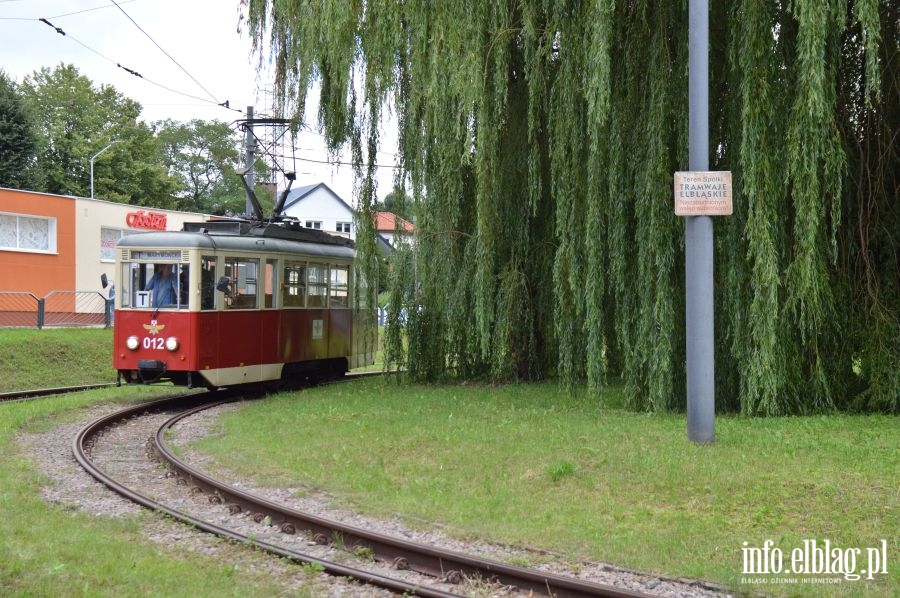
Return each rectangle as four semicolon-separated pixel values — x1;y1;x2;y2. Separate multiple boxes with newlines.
0;291;112;328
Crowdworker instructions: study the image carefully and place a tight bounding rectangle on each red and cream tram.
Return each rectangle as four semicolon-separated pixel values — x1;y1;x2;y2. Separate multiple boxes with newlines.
113;220;374;388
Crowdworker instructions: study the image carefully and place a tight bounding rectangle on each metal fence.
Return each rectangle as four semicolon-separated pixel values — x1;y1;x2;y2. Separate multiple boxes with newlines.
0;291;112;328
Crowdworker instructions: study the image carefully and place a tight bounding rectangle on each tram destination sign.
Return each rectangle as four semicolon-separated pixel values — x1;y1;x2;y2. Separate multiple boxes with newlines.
674;171;733;216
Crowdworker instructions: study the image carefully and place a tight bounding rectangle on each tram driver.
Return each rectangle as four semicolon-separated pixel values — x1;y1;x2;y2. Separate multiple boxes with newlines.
146;264;178;307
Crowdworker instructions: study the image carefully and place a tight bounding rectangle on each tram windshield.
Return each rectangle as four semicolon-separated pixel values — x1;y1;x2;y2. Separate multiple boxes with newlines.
120;262;189;310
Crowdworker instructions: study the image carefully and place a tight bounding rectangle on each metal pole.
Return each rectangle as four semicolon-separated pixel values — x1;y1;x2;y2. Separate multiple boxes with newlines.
686;0;715;443
244;106;256;216
90;140;121;199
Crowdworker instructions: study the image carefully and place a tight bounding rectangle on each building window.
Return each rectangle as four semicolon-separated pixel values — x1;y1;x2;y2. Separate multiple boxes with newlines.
100;227;125;261
0;212;56;253
305;220;322;230
336;221;351;234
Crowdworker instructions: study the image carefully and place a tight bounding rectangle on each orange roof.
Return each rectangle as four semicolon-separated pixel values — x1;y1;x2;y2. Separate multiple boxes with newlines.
374;211;414;233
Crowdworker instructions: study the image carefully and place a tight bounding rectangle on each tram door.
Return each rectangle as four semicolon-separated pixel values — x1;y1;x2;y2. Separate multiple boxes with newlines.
198;256;217;369
219;257;262;368
259;259;279;368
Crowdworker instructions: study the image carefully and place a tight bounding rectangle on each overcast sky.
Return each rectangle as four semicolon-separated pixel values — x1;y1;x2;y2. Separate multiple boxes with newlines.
1;0;398;203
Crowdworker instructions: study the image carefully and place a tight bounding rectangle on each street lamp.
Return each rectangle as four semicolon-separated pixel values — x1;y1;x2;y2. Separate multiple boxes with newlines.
90;140;122;199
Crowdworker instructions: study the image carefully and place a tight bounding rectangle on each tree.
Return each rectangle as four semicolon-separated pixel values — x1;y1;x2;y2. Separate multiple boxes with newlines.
248;0;898;413
0;71;39;189
376;185;414;222
154;118;247;214
18;64;177;205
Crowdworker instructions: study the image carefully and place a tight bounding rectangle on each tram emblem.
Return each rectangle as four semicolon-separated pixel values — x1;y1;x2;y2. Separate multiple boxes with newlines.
143;320;165;335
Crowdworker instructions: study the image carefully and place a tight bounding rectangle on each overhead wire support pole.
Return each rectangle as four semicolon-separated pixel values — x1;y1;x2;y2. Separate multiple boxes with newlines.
234;111;292;218
244;106;256;218
685;0;715;443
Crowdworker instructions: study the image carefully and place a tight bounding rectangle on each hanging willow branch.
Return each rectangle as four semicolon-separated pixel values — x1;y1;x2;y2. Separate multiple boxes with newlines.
247;0;897;414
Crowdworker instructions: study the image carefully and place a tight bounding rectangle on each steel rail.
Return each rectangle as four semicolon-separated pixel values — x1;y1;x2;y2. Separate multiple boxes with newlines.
156;401;653;598
72;392;460;598
0;368;381;404
0;383;115;403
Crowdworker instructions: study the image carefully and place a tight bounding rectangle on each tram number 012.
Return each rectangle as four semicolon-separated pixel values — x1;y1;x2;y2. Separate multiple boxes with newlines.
143;337;166;350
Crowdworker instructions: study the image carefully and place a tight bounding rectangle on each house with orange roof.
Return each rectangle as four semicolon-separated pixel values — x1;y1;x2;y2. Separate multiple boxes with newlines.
374;211;415;250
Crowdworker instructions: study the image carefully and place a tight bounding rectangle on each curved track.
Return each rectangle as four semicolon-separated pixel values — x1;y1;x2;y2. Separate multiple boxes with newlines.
73;388;654;597
0;383;115;404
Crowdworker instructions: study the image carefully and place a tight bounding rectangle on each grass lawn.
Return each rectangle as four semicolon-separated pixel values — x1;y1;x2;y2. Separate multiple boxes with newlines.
0;327;116;390
1;328;895;596
189;378;898;597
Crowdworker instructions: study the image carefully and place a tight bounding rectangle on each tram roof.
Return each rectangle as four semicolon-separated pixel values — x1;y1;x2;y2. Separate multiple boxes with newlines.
117;230;356;260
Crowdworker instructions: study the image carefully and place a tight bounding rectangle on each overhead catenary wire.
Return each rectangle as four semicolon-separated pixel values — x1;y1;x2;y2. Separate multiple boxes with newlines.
249;113;400;160
7;4;399;207
51;0;140;20
12;4;398;196
31;16;242;114
0;2;139;22
273;152;399;170
109;0;220;105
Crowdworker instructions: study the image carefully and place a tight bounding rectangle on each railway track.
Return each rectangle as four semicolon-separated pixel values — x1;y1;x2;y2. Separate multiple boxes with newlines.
73;388;657;597
0;383;115;403
0;371;379;404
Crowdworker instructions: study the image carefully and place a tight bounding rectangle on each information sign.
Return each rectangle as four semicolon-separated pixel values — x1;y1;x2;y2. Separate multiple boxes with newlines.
674;171;733;216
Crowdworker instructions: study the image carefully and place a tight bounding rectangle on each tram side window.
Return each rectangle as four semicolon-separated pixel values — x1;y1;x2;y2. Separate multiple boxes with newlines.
120;262;133;308
200;256;216;310
330;265;349;308
307;263;328;308
121;263;188;309
282;261;306;307
177;264;189;305
223;257;259;309
264;259;277;308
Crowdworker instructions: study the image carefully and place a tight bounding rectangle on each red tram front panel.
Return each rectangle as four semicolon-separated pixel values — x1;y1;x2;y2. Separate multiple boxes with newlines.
114;309;199;383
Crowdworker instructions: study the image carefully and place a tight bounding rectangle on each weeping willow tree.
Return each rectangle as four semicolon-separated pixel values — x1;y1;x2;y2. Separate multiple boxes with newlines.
247;0;898;414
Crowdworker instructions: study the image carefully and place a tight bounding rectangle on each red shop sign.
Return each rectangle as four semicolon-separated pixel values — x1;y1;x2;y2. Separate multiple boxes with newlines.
126;210;167;230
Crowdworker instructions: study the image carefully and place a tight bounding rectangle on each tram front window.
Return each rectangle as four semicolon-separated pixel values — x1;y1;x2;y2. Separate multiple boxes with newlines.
121;262;189;309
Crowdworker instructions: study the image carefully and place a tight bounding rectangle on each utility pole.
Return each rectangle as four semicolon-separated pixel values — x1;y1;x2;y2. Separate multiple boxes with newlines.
90;140;122;199
244;106;256;216
685;0;715;443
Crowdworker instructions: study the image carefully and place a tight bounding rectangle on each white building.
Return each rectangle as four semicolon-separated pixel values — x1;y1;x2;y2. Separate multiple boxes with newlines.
281;183;356;239
280;182;415;256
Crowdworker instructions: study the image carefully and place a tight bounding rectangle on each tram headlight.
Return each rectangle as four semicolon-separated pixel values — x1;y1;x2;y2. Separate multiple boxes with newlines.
126;336;139;350
165;337;179;351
